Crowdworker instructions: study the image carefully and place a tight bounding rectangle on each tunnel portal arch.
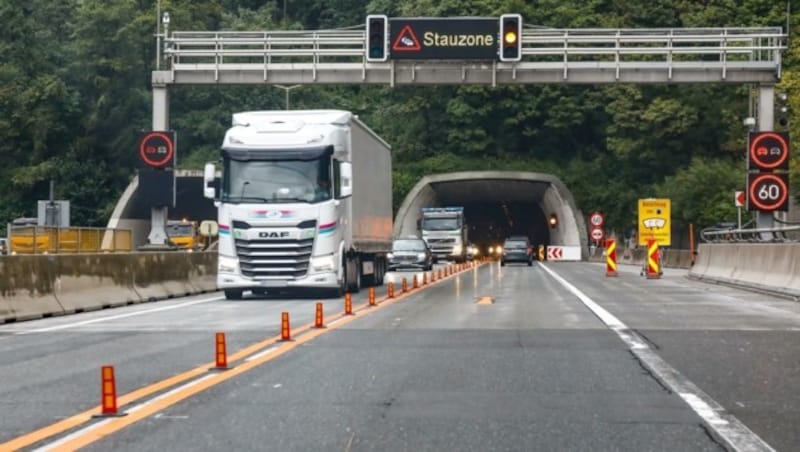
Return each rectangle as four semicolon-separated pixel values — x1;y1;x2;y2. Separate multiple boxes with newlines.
394;171;588;259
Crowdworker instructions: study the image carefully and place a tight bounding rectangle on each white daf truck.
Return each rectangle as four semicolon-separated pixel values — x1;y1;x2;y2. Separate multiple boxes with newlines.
203;110;392;299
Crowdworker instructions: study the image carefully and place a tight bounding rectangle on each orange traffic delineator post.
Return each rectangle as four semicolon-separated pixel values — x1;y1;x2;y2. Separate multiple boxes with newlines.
315;302;325;328
606;239;618;277
368;287;376;306
430;271;436;282
422;272;427;285
345;292;354;315
388;282;395;298
95;365;126;417
646;239;661;279
438;269;443;279
215;332;228;369
412;274;419;289
402;278;408;293
281;312;291;341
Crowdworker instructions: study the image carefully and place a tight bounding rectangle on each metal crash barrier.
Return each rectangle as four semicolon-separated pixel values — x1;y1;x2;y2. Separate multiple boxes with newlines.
7;226;133;254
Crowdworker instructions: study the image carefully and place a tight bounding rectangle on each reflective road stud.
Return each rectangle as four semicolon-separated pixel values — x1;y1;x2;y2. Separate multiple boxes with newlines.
281;312;291;341
215;332;228;369
315;302;324;328
647;239;661;279
606;239;618;277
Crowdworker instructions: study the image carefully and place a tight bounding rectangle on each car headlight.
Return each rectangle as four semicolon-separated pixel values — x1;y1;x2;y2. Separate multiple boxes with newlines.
218;255;239;273
311;255;336;272
417;252;426;260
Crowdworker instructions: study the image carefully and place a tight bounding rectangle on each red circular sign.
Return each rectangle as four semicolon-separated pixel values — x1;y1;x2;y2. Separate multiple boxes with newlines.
139;131;175;169
748;173;788;211
590;226;605;241
749;132;789;170
589;211;605;227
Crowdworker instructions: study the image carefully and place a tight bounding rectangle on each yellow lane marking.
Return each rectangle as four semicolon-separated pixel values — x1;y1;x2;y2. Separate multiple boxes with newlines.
2;261;483;450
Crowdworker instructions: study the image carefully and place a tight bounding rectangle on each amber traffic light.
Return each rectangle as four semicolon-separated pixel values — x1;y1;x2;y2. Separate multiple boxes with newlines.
499;14;522;62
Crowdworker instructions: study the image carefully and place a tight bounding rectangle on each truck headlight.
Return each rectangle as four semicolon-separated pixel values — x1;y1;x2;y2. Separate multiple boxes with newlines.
387;253;394;259
311;255;336;272
452;244;462;254
218;255;239;273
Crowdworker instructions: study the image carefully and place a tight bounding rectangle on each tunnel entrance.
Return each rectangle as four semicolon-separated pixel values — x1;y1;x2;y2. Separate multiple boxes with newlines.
394;171;588;260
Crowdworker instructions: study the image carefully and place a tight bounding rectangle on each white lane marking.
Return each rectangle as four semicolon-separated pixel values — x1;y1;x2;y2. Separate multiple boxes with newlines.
36;374;217;451
538;262;775;452
11;296;223;335
245;346;280;362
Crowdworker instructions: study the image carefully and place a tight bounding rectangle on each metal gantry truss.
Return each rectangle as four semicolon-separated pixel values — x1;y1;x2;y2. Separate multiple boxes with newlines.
154;27;786;86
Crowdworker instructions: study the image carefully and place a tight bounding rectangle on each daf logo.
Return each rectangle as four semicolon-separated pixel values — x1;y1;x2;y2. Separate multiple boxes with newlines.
259;231;290;239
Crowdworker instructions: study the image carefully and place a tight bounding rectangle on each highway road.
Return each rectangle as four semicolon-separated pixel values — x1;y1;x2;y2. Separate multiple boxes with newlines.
0;261;798;451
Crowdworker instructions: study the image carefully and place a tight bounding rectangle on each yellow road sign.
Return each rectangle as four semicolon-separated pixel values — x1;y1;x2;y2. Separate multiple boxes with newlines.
638;198;671;247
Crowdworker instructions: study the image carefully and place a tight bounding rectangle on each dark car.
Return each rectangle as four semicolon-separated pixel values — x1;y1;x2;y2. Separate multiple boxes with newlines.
501;236;533;266
388;237;434;271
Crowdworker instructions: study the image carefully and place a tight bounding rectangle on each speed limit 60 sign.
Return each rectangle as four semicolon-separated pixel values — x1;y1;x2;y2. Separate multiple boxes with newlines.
747;173;789;212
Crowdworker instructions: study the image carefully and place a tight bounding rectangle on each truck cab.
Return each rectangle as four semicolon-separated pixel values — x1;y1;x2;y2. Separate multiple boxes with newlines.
420;207;468;263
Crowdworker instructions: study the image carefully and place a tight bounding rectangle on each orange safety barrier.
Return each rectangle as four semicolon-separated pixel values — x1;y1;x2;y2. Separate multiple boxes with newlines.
100;366;119;416
315;302;324;328
215;332;228;369
606;239;618;277
345;292;353;315
281;312;291;341
647;239;661;279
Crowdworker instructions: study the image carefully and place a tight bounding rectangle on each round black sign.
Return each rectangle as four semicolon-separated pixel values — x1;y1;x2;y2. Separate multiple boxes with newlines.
749;132;789;171
139;131;175;169
748;173;789;212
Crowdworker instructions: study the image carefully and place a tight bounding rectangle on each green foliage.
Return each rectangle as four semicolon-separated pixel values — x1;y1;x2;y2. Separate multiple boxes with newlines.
0;0;796;237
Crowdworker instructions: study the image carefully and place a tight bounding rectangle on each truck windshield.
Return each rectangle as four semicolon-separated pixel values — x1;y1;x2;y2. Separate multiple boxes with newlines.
222;156;332;204
422;217;460;231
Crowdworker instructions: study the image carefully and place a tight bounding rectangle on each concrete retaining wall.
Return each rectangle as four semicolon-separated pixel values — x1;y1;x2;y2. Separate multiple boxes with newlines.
0;252;217;323
689;243;800;299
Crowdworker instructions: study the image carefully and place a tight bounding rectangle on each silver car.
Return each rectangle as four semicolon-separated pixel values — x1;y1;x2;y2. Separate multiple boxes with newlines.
388;237;433;271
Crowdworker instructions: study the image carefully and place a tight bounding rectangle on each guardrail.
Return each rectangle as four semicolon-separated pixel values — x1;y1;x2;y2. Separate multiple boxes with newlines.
159;26;785;85
700;225;800;243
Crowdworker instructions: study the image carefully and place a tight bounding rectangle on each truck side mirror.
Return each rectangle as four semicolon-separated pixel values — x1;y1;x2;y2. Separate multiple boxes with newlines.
203;163;217;199
338;161;353;198
416;219;421;231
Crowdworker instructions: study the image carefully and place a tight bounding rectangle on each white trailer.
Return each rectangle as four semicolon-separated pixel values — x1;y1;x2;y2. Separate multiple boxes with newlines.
203;110;392;299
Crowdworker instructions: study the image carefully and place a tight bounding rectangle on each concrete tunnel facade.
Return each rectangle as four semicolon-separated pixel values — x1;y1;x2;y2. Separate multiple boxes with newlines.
109;170;589;259
394;171;589;259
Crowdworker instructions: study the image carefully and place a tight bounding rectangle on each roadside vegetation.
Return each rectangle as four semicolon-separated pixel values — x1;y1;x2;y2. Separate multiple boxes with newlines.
0;0;796;236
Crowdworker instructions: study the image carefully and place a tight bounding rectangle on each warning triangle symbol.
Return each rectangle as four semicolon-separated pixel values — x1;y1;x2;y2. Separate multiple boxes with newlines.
392;25;421;52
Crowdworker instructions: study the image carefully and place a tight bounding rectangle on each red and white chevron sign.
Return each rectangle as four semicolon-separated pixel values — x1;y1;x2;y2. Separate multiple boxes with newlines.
547;247;563;260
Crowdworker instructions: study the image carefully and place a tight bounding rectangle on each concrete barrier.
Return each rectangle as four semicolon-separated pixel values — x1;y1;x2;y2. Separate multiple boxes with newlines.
689;243;800;299
0;252;218;324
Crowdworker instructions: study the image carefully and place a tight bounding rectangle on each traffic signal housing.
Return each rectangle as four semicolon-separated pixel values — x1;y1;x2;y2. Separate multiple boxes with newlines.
499;14;522;62
366;15;388;62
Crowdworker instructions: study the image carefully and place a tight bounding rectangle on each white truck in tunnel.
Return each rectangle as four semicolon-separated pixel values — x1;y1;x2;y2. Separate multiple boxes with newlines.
420;207;468;263
204;110;392;299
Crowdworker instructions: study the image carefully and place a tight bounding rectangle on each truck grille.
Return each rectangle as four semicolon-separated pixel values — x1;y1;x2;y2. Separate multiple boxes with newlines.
235;238;313;279
426;237;455;253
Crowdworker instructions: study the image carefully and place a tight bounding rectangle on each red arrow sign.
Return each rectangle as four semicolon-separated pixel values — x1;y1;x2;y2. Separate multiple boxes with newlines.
547;247;563;260
735;190;745;207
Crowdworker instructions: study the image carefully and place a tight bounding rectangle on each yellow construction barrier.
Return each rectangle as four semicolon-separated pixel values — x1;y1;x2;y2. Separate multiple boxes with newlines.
8;226;132;254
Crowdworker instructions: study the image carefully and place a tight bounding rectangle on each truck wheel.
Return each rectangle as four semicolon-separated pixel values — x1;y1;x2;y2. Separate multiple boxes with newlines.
224;289;243;300
347;256;361;293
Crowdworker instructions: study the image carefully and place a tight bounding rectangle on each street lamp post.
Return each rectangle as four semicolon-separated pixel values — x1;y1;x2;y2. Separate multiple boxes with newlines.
274;85;301;110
